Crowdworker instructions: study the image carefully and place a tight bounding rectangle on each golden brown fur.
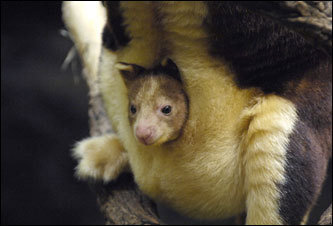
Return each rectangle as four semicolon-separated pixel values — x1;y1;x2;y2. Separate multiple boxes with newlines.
96;3;298;223
65;2;331;225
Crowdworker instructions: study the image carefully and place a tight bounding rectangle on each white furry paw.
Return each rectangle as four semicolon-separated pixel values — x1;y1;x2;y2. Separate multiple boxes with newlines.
72;134;129;183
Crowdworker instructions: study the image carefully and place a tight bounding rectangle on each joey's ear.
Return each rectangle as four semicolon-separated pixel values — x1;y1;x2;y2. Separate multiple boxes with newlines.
115;62;146;84
160;58;182;83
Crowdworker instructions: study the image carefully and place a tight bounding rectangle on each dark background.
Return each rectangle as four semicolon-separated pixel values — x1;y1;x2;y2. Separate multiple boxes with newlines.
1;1;331;225
1;1;103;225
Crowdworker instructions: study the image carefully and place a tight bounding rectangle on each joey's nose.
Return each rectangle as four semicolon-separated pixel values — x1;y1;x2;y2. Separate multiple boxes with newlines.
136;126;154;145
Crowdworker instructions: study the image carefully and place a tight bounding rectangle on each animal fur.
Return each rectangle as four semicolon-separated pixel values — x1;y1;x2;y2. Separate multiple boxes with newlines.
117;60;189;146
63;2;332;225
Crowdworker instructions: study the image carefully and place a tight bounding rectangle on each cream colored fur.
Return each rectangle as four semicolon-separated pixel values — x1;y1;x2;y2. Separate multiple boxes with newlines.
73;134;129;182
62;1;106;94
64;2;299;224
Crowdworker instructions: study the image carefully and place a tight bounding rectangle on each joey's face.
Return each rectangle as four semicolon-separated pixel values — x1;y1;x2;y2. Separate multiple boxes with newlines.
128;76;188;146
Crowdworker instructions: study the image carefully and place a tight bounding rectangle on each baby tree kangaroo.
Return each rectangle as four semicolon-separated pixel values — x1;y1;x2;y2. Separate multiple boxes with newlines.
73;59;188;182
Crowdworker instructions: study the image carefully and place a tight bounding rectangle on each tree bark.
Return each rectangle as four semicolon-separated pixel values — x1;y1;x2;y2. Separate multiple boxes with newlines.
75;1;332;225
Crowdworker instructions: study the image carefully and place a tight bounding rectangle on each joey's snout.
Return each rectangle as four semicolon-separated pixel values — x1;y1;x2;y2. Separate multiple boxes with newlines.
136;126;156;145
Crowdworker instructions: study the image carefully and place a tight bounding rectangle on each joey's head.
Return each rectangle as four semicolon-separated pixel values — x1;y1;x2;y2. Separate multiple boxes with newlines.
116;59;188;146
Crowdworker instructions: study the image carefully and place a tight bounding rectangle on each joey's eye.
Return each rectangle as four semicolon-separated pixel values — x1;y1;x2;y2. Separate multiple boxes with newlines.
130;105;137;114
161;105;172;115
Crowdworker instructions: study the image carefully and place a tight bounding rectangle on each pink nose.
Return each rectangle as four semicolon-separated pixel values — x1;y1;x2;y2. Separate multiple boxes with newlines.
136;126;154;145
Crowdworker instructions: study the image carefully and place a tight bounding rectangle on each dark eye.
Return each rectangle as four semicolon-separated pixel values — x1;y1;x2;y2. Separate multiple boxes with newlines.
161;105;172;115
130;105;137;114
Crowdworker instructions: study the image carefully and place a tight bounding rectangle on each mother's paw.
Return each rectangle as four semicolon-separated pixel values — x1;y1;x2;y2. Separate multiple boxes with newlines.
72;134;129;182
